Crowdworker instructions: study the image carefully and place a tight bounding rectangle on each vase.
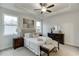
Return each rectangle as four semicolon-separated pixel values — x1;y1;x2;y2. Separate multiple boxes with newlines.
51;28;53;33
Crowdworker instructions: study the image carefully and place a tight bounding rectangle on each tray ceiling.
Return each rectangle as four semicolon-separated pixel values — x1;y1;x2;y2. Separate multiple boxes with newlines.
0;3;79;18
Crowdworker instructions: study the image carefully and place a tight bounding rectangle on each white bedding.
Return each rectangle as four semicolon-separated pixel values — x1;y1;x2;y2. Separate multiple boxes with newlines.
26;38;44;45
24;36;58;55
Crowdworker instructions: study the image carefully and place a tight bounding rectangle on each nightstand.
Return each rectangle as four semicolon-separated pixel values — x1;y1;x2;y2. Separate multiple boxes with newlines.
13;37;24;49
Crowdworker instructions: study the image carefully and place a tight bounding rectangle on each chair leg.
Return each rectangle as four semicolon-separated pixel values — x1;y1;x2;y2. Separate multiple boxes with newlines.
40;53;41;56
47;53;49;56
40;50;41;56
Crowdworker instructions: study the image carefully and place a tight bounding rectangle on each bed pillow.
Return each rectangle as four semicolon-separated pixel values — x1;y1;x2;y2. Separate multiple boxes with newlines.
24;33;33;38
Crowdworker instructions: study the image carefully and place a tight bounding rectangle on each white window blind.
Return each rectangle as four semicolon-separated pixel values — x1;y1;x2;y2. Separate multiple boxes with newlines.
4;14;18;35
36;21;41;33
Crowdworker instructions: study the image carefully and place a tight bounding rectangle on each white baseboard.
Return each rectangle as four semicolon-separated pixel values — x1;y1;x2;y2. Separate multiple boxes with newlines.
0;47;13;52
64;43;79;48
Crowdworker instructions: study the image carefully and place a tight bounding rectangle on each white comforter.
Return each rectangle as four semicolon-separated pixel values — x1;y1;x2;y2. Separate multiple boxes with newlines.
24;36;57;55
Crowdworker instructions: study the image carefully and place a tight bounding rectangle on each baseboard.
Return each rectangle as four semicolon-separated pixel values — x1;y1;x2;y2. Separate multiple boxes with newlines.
0;47;13;52
64;43;79;48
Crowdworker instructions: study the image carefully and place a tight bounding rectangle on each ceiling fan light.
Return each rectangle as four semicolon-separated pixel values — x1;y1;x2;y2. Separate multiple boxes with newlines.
41;7;47;12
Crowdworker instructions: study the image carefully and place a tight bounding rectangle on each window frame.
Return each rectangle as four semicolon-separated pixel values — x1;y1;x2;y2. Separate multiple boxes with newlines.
36;21;42;33
3;14;18;35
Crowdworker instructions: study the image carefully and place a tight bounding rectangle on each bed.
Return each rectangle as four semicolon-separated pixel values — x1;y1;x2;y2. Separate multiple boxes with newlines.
24;33;58;55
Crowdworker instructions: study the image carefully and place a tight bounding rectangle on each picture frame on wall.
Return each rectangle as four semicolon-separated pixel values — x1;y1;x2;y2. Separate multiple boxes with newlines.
22;18;36;34
23;18;34;29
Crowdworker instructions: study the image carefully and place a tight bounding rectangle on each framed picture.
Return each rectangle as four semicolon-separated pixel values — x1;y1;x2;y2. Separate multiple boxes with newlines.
23;18;34;28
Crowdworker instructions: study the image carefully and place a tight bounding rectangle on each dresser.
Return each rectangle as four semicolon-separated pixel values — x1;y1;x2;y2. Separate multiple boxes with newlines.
48;33;64;44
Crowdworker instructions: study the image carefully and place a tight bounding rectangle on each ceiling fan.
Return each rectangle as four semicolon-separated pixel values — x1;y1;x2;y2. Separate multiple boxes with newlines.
34;3;55;14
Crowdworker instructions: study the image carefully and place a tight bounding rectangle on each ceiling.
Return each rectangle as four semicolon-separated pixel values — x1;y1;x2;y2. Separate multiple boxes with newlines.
0;3;79;18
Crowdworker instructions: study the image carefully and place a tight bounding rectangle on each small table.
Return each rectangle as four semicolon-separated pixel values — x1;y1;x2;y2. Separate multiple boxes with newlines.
13;37;24;49
40;45;57;56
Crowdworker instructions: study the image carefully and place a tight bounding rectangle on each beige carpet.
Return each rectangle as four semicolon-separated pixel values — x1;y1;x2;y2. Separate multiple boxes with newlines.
0;44;79;56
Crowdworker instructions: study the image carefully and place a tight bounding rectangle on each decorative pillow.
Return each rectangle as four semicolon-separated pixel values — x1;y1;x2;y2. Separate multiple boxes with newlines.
38;36;46;41
32;33;39;38
45;38;58;47
45;38;53;44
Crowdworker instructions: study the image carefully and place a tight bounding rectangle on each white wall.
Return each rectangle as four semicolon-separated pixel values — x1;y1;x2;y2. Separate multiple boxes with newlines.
43;9;79;47
0;7;37;50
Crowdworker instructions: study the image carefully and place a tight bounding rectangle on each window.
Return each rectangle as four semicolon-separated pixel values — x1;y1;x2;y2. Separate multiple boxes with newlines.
36;21;41;33
4;14;18;35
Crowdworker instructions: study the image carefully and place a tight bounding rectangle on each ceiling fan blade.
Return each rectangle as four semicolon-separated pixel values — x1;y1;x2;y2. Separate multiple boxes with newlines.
47;4;54;8
34;9;41;10
40;3;43;6
40;3;47;7
46;10;52;13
